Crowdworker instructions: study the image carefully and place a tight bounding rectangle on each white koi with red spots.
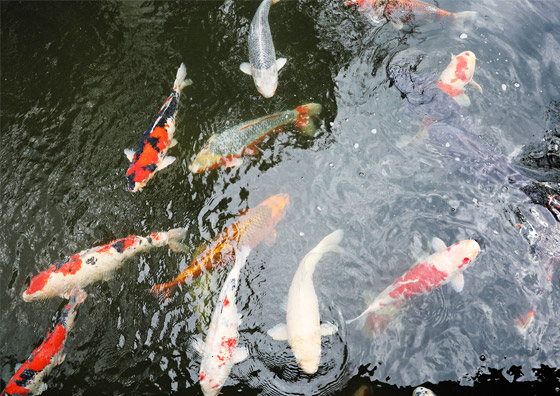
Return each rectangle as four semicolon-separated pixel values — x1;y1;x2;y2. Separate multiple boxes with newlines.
195;246;251;396
124;63;192;192
267;230;343;374
22;228;186;301
346;238;480;326
436;51;482;107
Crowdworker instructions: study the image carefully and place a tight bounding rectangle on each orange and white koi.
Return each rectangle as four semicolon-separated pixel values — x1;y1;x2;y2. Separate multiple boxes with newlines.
195;246;251;396
124;63;192;192
267;230;343;374
436;51;482;107
22;228;186;301
149;193;289;299
346;0;476;30
3;287;87;396
347;238;480;329
189;104;321;173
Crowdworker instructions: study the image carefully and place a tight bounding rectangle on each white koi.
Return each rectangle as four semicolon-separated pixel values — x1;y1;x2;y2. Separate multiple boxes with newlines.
267;230;343;374
195;246;252;396
240;0;286;98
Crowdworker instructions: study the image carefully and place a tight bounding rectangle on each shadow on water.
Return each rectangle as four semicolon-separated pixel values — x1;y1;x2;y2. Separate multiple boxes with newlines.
1;1;560;395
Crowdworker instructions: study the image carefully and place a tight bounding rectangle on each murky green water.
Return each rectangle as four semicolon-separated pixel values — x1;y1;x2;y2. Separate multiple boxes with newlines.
1;1;559;395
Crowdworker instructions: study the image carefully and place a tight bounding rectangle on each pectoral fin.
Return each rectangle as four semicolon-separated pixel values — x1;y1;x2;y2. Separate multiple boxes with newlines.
264;230;277;247
454;93;471;107
267;323;288;341
232;346;249;363
389;19;404;30
431;237;447;253
449;272;465;292
320;322;338;336
240;62;252;75
193;338;205;355
470;79;483;94
157;156;176;171
124;149;135;162
224;156;243;168
276;58;287;71
169;138;179;148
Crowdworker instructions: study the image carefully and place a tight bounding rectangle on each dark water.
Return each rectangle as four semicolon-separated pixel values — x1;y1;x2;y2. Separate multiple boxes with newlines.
1;1;559;395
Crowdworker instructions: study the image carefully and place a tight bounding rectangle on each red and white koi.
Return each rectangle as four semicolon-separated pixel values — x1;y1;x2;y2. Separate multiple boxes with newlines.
436;51;482;107
124;63;192;192
3;287;87;396
195;246;252;396
346;0;476;30
267;230;343;374
346;238;480;327
22;228;186;301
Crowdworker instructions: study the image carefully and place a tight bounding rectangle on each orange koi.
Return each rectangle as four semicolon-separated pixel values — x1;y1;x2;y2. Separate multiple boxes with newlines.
149;193;289;299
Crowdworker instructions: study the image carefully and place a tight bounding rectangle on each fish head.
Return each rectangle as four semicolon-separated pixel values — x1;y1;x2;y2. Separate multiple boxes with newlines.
199;371;223;396
189;137;222;173
127;177;147;192
253;67;279;98
260;193;289;226
446;239;480;271
438;51;477;90
292;334;321;374
23;270;58;302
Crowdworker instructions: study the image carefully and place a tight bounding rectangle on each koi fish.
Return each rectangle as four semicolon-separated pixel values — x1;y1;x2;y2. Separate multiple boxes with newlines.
195;246;251;396
346;0;476;30
413;387;437;396
240;0;286;98
267;230;343;374
3;287;87;395
346;238;480;327
23;228;187;301
149;193;289;299
124;63;192;192
436;51;482;107
189;103;322;173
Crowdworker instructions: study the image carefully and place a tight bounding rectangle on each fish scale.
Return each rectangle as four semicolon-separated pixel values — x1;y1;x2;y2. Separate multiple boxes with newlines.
248;0;276;70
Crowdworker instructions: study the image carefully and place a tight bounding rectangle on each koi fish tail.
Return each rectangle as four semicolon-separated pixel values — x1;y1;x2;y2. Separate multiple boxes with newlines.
514;306;536;335
166;227;188;252
149;280;178;301
295;103;323;136
313;229;344;255
174;63;193;92
271;0;281;4
453;11;477;28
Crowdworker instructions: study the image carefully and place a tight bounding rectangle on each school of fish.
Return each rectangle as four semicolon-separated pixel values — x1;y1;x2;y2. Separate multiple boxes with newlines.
4;1;559;395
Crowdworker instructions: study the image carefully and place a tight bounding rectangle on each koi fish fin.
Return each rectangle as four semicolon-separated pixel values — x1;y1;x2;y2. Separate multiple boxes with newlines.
240;62;252;75
57;353;66;365
267;323;288;341
124;148;135;162
243;145;260;156
149;281;178;301
366;14;385;24
389;19;404;30
449;272;465;293
36;383;49;394
157;156;176;171
276;58;287;71
232;346;249;363
454;93;471;107
224;157;243;168
169;138;179;148
320;322;338;336
68;286;88;305
515;306;536;335
167;227;188;252
453;11;477;29
431;237;447;253
470;79;483;94
264;229;277;247
174;63;193;92
193;337;205;355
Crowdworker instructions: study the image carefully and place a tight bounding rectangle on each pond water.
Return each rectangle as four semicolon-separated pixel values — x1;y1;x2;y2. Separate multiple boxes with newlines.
1;1;559;395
